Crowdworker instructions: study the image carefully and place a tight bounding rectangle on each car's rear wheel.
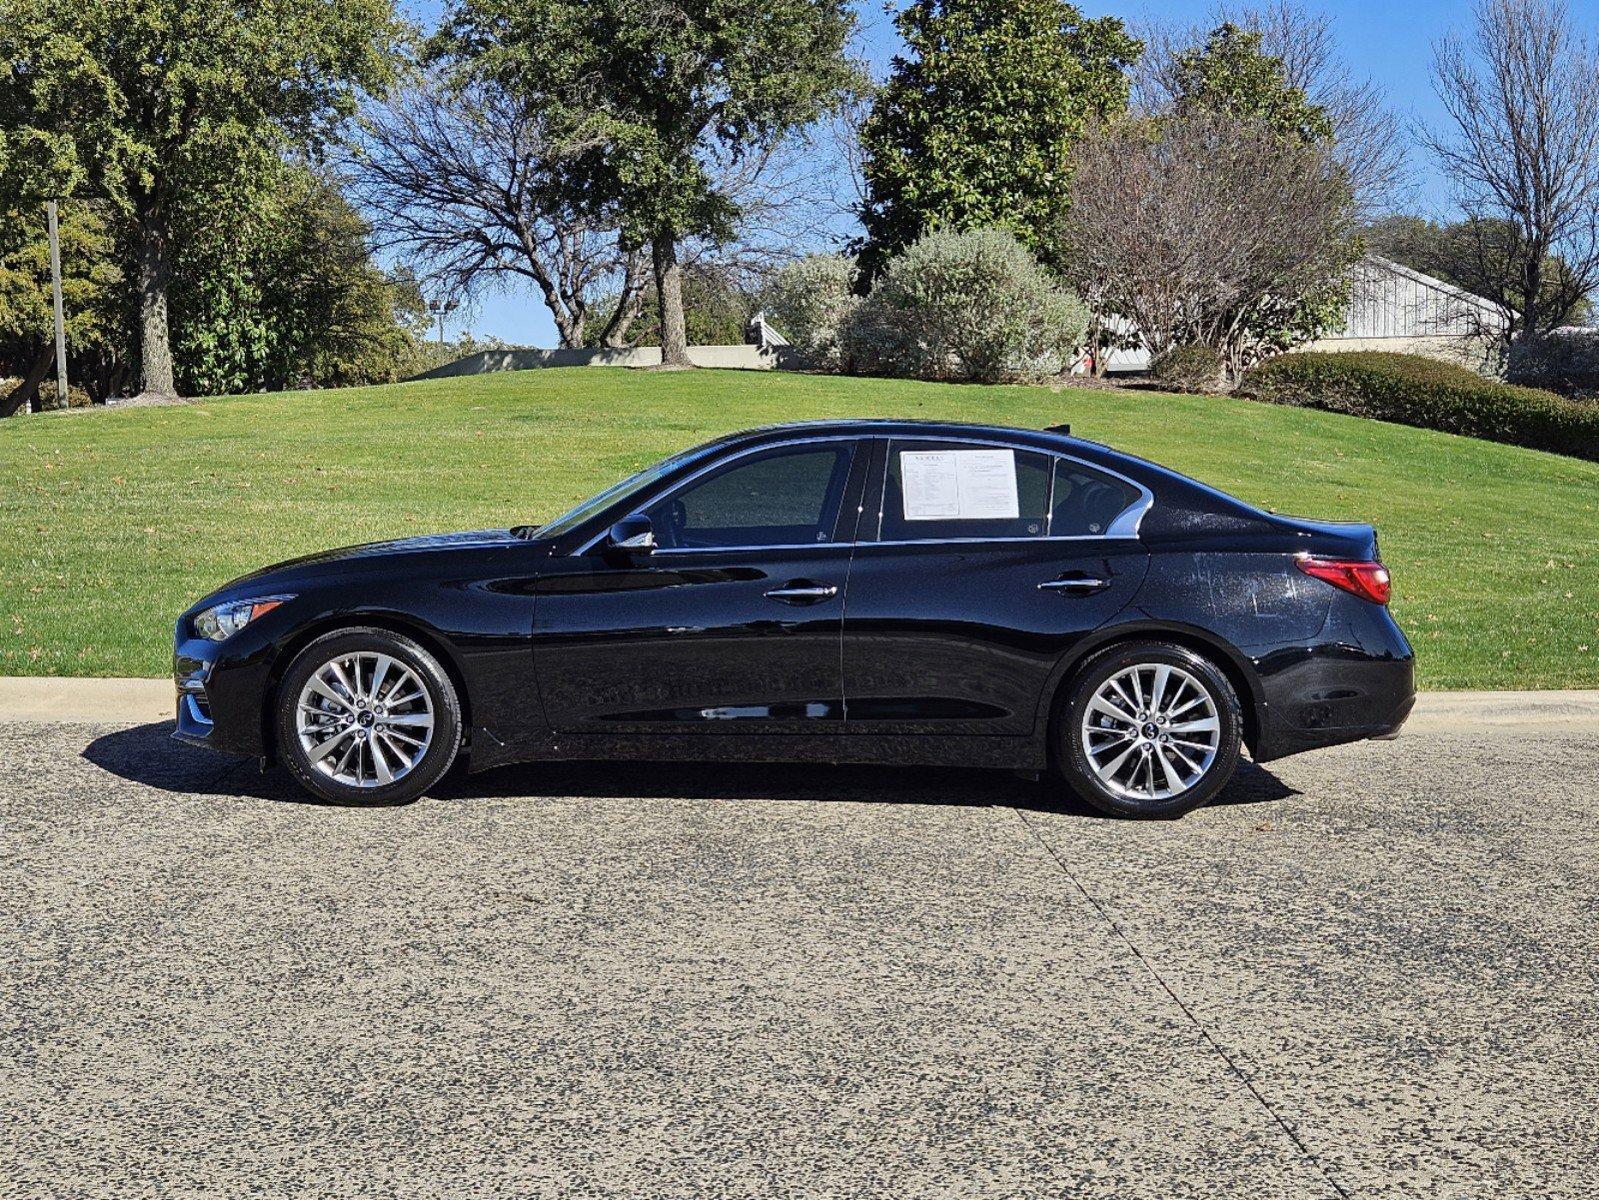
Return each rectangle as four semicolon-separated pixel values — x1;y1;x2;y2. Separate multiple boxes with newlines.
1057;642;1242;818
274;628;461;806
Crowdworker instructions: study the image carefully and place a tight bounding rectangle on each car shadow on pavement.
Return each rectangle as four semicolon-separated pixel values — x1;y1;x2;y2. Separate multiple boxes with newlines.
83;721;1299;816
448;757;1300;816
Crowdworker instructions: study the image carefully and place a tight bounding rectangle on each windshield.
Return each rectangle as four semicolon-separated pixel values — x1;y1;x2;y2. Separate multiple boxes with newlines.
526;446;702;541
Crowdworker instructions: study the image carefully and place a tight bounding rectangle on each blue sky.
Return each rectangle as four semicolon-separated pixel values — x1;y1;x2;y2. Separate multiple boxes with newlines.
400;0;1599;346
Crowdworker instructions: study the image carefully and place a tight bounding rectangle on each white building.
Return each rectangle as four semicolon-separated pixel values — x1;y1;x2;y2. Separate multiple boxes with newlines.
1301;254;1508;368
1100;254;1508;374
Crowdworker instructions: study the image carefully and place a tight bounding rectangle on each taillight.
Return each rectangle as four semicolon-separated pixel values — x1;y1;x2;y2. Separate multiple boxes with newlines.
1296;555;1391;605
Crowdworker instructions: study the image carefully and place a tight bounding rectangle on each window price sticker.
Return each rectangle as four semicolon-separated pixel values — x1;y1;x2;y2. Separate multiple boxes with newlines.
901;449;1019;521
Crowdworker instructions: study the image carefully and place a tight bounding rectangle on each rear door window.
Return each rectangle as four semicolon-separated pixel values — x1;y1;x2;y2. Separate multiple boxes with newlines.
874;439;1143;542
878;440;1052;542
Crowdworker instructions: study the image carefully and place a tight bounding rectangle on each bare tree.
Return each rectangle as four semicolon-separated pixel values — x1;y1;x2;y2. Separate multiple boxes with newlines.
1425;0;1599;342
343;69;646;349
1059;111;1359;376
571;131;853;348
683;136;844;285
817;86;874;241
1136;2;1410;217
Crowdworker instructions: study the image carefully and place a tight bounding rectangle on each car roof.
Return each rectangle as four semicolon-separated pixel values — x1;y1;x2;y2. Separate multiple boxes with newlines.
720;418;1084;453
715;418;1169;479
711;419;1269;534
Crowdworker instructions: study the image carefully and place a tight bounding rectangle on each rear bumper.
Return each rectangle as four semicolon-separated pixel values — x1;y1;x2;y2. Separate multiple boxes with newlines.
1249;599;1416;763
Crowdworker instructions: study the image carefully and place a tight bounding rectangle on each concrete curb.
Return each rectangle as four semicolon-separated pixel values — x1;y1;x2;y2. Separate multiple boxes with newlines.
0;677;174;724
1400;689;1599;733
1;677;1596;731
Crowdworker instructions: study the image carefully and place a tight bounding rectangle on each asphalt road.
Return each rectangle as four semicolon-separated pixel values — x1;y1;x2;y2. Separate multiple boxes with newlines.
2;719;1595;1199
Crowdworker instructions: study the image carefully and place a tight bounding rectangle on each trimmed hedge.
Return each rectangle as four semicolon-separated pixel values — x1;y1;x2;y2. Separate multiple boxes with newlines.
1508;330;1599;399
1240;351;1599;462
1151;343;1222;393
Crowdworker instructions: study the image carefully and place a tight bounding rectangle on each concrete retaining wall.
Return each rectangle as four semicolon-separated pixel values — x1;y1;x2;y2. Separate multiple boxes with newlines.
410;344;780;381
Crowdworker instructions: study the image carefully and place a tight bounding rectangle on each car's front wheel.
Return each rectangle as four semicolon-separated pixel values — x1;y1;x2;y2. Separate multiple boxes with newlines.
274;627;462;806
1057;642;1242;818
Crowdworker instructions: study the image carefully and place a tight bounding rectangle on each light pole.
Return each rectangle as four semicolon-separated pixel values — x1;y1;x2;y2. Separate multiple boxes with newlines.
428;298;459;346
47;200;67;405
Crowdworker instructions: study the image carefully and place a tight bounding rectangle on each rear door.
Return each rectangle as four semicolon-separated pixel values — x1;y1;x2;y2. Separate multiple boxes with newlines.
842;437;1150;736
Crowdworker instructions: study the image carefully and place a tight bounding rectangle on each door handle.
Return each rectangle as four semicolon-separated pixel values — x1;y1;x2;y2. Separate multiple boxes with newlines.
764;582;839;605
1038;575;1111;594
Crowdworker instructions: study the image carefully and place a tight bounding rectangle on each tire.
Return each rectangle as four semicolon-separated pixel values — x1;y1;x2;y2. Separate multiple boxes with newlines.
1056;641;1243;819
274;627;462;807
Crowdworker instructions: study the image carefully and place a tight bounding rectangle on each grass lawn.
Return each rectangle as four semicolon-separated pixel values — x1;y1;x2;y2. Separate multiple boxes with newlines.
3;367;1596;688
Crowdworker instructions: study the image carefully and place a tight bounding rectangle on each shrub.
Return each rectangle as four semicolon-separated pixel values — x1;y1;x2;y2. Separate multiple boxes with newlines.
844;228;1088;383
1241;351;1599;462
1151;343;1223;393
1507;330;1599;399
759;255;858;370
1;376;93;413
37;380;93;410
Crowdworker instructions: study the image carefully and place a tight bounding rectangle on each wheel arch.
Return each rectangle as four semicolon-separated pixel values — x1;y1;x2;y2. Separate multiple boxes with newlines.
260;612;474;762
1041;621;1264;763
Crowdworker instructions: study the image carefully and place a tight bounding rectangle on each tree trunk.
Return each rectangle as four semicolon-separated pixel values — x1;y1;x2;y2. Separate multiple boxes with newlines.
1;348;52;418
1518;254;1543;344
599;290;643;349
134;200;178;399
652;235;693;368
599;249;650;348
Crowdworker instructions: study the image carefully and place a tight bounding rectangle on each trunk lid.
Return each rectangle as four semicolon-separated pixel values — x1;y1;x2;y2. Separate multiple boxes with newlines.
1261;514;1380;561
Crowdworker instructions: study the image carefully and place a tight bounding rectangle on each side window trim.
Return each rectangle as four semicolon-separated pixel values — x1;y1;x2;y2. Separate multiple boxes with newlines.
867;436;1152;545
1044;451;1060;538
572;433;1153;554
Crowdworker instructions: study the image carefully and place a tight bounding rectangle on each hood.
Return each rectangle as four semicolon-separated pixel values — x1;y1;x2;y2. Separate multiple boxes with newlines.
262;528;521;570
206;528;524;598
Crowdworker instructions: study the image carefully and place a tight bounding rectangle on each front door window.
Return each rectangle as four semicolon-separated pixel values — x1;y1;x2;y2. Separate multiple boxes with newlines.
645;443;856;550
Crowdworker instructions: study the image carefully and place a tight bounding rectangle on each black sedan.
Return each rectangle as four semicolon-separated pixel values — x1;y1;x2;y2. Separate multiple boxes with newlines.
174;420;1414;817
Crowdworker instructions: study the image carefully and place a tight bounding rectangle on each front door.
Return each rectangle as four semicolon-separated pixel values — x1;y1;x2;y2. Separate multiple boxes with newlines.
843;438;1151;736
532;439;863;734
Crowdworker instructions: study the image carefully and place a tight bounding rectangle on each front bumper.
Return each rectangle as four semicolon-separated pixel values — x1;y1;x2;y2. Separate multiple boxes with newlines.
172;651;215;746
172;622;275;756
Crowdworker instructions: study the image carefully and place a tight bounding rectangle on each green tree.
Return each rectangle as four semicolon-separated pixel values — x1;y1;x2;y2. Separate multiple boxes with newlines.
1170;23;1333;144
858;0;1140;278
0;0;397;398
171;162;428;395
436;0;858;367
0;200;122;416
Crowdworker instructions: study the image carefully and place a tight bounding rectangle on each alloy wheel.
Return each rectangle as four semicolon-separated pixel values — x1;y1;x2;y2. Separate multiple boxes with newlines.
294;651;435;789
1079;662;1221;801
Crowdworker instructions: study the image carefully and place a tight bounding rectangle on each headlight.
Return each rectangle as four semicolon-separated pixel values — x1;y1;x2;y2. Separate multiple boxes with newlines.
192;595;294;642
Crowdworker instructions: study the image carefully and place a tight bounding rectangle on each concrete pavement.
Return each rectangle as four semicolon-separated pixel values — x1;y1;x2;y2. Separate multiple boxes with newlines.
1;715;1595;1197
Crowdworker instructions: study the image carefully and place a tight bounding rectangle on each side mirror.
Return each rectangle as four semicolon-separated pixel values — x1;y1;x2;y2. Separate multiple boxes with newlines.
605;514;656;556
